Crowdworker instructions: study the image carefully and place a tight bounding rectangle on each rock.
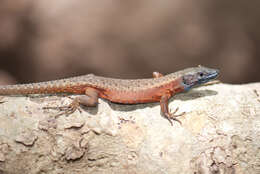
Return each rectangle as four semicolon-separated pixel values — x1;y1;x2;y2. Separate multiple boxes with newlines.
0;83;259;173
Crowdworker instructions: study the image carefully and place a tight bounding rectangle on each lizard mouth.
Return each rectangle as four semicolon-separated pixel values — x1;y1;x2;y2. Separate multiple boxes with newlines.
200;70;219;83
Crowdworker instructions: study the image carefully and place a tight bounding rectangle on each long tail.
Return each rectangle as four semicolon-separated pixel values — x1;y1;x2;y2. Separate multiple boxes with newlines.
0;80;70;95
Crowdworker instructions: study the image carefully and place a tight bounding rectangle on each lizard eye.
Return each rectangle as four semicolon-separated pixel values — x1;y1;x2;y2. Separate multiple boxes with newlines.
199;72;204;77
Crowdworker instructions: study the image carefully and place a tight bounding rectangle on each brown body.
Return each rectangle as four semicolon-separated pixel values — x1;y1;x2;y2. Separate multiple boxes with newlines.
0;66;219;125
0;74;184;104
100;78;184;104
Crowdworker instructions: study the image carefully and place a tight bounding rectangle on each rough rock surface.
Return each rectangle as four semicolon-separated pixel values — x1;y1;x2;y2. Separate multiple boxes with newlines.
0;83;259;174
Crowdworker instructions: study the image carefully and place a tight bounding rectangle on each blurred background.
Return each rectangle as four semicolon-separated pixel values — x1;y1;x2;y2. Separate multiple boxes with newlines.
0;0;259;85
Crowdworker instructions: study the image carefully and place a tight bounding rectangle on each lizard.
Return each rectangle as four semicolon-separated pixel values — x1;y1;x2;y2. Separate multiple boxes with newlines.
0;65;219;125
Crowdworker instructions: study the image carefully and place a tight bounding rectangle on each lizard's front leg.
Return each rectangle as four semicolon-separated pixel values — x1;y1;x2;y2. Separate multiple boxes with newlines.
152;72;164;78
44;87;99;117
160;92;185;126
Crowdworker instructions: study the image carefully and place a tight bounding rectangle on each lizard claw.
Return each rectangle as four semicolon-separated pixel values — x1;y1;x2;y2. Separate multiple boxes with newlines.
165;107;186;126
170;107;185;117
43;99;81;118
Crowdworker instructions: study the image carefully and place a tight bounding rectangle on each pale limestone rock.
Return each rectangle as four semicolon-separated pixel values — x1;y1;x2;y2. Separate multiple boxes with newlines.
0;83;259;174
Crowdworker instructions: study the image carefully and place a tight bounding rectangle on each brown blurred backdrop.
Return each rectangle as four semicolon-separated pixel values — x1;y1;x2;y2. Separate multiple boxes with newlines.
0;0;259;85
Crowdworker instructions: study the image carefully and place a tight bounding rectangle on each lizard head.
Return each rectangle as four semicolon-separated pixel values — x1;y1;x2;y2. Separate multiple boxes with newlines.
181;65;219;91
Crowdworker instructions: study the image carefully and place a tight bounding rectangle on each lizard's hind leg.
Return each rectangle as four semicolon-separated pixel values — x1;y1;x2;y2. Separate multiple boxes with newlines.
43;88;99;118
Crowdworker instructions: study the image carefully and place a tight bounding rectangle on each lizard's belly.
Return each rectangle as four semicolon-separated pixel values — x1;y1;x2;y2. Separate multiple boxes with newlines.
98;78;184;104
100;89;161;104
99;85;184;104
